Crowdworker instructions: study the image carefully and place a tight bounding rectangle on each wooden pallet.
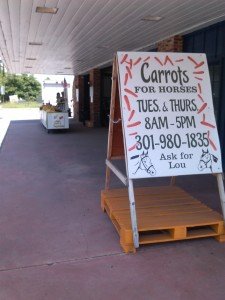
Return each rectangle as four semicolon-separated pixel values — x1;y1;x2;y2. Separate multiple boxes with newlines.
101;186;225;253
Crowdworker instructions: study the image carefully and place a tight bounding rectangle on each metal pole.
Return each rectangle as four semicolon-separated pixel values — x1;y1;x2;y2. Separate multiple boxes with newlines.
217;173;225;219
128;179;139;248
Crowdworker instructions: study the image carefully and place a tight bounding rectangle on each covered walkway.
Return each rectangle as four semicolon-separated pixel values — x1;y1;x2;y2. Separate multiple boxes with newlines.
0;120;225;299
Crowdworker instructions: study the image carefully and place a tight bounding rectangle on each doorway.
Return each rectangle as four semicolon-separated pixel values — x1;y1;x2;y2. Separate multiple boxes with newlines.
101;67;112;127
79;74;90;125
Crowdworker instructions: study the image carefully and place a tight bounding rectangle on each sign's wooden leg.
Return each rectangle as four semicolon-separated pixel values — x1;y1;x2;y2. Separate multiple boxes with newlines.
128;179;139;248
217;173;225;219
170;176;176;185
105;166;111;190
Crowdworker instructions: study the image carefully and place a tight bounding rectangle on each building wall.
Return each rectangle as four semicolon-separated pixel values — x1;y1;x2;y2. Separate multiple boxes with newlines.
89;69;101;127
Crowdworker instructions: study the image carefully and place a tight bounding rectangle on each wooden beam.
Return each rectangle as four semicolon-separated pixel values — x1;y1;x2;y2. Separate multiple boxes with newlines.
106;159;127;186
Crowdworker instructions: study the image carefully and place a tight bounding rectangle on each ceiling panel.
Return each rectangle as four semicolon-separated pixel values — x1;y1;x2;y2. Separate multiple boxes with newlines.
0;0;225;75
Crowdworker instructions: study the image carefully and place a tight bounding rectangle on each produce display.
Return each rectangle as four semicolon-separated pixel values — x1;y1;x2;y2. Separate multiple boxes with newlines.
40;103;62;113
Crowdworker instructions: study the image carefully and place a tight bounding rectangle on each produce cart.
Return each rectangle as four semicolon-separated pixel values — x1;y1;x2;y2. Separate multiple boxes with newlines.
40;105;69;132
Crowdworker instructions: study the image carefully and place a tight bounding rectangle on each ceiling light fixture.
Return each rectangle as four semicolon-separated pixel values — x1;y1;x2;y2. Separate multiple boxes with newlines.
25;66;32;68
36;6;58;14
97;45;110;49
26;58;36;61
141;15;163;22
29;42;43;46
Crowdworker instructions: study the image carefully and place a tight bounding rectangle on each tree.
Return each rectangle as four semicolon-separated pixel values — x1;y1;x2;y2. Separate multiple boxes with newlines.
0;72;6;87
4;74;41;101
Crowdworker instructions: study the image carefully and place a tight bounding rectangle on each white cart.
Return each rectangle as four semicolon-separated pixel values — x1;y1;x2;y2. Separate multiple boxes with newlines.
40;110;69;132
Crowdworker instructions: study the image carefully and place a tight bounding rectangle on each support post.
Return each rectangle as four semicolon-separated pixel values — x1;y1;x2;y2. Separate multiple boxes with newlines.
105;58;117;190
217;173;225;219
128;179;139;248
105;167;111;190
170;176;176;185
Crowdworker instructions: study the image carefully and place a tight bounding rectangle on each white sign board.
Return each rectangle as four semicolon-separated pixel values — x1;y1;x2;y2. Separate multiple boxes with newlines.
117;52;222;179
0;86;5;95
41;111;69;130
76;88;79;102
9;95;19;103
90;86;93;103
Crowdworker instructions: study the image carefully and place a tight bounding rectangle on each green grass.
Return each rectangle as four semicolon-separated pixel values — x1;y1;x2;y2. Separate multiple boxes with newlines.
0;101;41;108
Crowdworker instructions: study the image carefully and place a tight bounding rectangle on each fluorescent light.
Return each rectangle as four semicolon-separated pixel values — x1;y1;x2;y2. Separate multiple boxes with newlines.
25;66;32;68
141;15;163;21
29;42;43;46
26;58;36;61
36;6;58;14
97;45;110;49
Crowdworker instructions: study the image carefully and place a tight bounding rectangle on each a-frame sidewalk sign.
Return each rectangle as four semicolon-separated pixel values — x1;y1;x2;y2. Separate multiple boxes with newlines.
102;51;225;253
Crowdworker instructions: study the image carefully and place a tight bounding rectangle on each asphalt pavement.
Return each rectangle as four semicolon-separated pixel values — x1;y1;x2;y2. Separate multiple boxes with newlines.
0;111;224;300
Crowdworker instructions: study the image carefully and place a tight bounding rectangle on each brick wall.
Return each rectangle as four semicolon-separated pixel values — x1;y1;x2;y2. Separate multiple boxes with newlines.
72;75;85;122
157;35;183;52
72;76;79;121
78;75;85;123
89;68;101;127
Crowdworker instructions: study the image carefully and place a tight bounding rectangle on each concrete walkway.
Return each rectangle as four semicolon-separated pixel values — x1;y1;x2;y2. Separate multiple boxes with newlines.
0;118;10;148
0;119;225;300
0;109;10;147
0;108;40;147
